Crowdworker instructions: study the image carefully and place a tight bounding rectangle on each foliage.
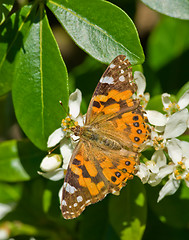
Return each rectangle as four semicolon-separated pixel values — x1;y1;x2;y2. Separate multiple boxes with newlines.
0;0;189;239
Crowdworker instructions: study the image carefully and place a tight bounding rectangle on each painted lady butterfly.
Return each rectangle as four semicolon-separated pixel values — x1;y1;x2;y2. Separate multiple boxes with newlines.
61;55;150;219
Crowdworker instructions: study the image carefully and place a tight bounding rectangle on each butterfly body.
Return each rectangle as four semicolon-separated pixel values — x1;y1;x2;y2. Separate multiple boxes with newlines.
61;55;150;219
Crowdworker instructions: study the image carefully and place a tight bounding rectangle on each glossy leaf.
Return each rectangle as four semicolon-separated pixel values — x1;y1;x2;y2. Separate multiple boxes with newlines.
47;0;144;65
141;0;189;20
109;178;147;240
0;4;37;96
0;0;14;25
12;5;69;150
0;140;45;182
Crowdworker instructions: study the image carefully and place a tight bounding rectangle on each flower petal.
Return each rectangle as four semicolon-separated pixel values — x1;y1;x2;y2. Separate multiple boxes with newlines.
47;128;65;148
180;140;189;159
154;125;165;133
134;71;146;96
157;175;180;202
146;110;167;126
60;138;74;170
58;186;63;204
161;93;171;110
76;114;85;126
158;165;174;179
40;154;62;172
148;173;162;186
146;160;159;173
69;89;82;119
151;150;167;168
164;109;188;138
167;139;182;164
136;163;149;184
178;90;189;109
38;168;64;181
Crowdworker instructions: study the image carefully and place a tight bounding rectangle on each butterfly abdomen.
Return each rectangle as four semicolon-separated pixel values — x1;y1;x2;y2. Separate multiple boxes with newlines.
82;127;122;150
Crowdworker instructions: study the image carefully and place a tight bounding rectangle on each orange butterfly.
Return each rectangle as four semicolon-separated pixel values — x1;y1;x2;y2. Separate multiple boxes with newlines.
61;55;150;219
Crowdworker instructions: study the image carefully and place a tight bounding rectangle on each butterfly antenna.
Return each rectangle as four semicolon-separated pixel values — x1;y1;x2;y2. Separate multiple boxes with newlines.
59;100;69;115
59;101;78;128
48;143;60;154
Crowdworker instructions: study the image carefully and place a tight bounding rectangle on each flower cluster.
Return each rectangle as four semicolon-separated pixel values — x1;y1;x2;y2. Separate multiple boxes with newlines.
136;89;189;201
39;70;189;203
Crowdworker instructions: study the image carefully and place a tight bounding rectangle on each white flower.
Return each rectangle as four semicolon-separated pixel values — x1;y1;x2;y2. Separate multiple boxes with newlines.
146;108;188;150
134;71;150;108
157;139;189;202
136;150;170;186
162;90;189;115
39;89;84;181
38;154;64;181
40;154;62;172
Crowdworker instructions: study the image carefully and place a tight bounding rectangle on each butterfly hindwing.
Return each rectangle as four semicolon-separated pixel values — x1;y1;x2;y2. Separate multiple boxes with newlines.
61;140;138;219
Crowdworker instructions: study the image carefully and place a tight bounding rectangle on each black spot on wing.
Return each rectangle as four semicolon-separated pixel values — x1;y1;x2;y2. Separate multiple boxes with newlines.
93;101;101;108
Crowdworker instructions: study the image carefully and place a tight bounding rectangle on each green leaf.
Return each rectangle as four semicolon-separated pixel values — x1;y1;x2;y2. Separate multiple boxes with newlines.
147;182;189;229
141;0;189;20
177;81;189;100
47;0;144;65
0;0;14;25
147;17;189;70
109;178;147;240
0;4;37;96
0;182;23;203
12;4;69;150
0;140;45;182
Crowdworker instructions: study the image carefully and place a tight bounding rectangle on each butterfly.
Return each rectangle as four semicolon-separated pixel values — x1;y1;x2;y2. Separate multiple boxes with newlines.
61;55;150;219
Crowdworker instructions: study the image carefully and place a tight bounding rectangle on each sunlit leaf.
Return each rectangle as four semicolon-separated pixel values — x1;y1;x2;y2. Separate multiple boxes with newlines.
12;5;69;150
47;0;144;65
0;4;37;96
0;0;14;25
141;0;189;20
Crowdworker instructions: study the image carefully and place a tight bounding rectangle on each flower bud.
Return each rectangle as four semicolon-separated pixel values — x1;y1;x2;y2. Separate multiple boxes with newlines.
40;154;62;172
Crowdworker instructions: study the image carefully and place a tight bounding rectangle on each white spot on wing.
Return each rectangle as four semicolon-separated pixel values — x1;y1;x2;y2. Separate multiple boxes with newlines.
77;196;83;202
121;69;124;74
109;63;115;69
62;200;67;206
80;204;85;210
73;203;78;207
85;200;91;204
65;183;77;194
100;76;114;84
119;75;125;82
